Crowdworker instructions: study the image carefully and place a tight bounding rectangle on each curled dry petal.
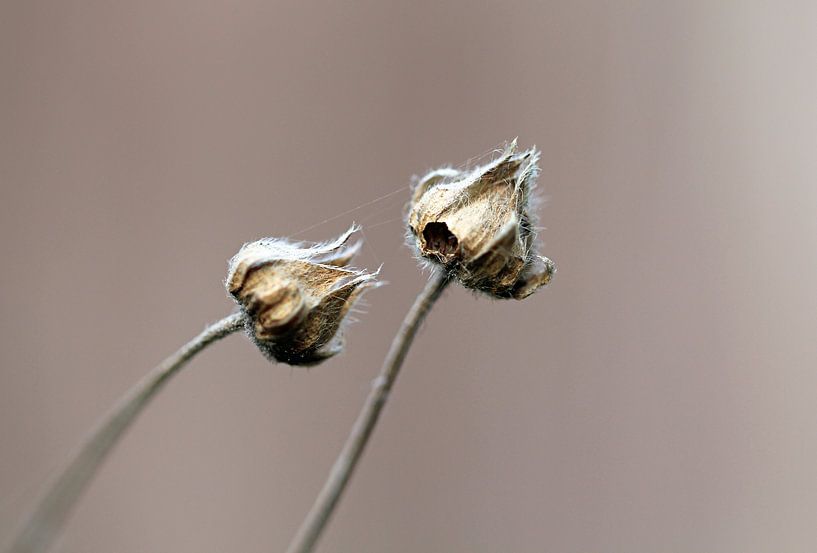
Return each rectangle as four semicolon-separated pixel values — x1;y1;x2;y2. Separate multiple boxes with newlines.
407;140;555;299
227;225;380;365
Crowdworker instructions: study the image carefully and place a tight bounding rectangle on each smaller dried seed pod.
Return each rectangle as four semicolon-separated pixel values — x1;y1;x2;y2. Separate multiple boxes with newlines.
407;140;555;299
226;225;380;365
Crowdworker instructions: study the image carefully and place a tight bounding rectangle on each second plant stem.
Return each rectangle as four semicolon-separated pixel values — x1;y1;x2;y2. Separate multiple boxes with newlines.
285;270;450;553
6;312;246;553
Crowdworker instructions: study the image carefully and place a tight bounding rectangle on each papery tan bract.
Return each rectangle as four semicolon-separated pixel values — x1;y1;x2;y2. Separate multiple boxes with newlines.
407;140;555;299
227;226;379;365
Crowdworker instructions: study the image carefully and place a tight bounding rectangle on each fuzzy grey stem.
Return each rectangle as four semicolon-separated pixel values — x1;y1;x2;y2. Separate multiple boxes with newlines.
285;270;450;553
5;312;247;553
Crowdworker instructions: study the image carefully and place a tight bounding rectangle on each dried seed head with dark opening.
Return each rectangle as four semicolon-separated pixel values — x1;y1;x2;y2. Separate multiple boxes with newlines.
226;225;380;365
407;140;555;299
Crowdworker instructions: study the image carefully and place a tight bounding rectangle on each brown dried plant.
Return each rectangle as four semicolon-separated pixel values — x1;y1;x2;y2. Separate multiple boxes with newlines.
227;225;380;365
408;139;555;299
6;140;554;553
286;140;555;553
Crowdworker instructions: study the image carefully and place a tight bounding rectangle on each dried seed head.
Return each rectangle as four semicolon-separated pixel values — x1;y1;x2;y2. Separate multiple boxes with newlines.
407;140;555;299
226;225;380;365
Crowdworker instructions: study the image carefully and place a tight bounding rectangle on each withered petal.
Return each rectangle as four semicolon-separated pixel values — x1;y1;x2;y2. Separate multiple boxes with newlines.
314;239;362;267
251;279;307;340
302;224;360;261
227;224;361;294
512;255;556;300
412;167;461;204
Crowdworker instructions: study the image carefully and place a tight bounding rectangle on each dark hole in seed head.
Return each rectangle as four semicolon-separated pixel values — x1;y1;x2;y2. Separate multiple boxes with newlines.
422;222;459;256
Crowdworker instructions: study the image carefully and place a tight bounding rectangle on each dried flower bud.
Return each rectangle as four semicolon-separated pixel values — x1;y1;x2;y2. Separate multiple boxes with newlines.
226;226;379;365
407;140;555;299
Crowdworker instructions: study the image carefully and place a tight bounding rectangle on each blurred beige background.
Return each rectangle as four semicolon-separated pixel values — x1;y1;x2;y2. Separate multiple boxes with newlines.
2;1;817;552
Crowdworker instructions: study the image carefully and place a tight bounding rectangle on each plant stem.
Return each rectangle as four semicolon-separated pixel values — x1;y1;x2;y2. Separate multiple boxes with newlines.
6;312;246;553
285;270;450;553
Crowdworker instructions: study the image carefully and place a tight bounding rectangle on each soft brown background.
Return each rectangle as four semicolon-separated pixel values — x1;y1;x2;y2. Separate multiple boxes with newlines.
2;1;816;552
